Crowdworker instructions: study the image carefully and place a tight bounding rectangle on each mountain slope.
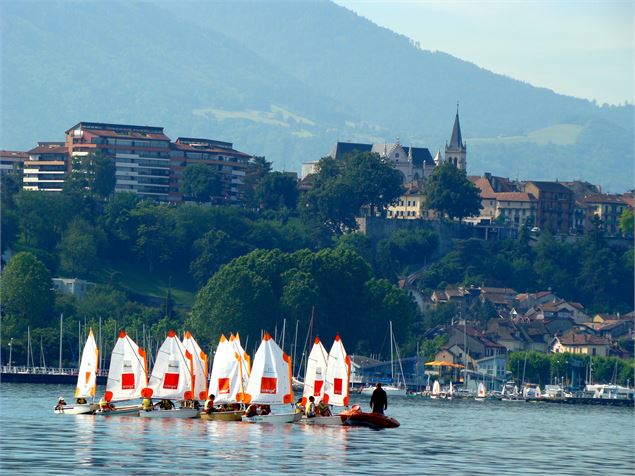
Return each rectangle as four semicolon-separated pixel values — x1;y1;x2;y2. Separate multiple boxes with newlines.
1;0;632;190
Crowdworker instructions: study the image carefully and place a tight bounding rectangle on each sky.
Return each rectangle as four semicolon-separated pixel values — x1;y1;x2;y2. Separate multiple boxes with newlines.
334;0;634;106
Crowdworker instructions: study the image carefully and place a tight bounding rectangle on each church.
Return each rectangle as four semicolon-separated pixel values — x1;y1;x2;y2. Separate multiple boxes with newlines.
302;109;467;220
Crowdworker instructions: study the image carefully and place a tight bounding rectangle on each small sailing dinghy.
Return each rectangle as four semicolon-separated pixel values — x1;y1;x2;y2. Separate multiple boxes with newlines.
446;381;454;400
182;331;209;402
310;334;351;426
300;337;328;423
241;332;300;424
139;330;198;419
96;330;148;416
55;329;98;414
430;380;441;400
204;334;250;421
475;382;486;402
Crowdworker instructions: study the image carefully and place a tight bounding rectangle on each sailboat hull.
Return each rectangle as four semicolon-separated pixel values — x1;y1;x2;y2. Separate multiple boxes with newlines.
95;405;141;416
200;410;243;421
138;408;198;419
54;403;96;415
242;412;302;424
340;408;400;429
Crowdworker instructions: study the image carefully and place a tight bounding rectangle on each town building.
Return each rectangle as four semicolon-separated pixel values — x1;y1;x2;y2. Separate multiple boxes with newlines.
0;150;27;174
551;330;611;357
52;277;94;298
65;122;172;200
580;193;629;236
523;181;574;234
23;142;68;192
169;137;251;204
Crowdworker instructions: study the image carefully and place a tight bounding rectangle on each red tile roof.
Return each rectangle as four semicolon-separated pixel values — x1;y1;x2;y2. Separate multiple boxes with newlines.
27;145;68;155
582;194;627;205
558;331;609;346
0;150;29;159
470;176;497;199
495;192;536;202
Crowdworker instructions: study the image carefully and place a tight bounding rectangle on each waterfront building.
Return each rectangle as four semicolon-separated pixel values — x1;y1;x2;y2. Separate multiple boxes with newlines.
65;122;172;200
523;181;574;234
0;150;27;174
169;137;251;204
23;142;68;192
551;330;610;357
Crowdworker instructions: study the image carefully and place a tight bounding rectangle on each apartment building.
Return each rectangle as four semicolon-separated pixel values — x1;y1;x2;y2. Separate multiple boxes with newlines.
169;137;250;203
65;122;172;200
0;150;27;174
580;193;629;236
23;142;68;191
524;181;574;234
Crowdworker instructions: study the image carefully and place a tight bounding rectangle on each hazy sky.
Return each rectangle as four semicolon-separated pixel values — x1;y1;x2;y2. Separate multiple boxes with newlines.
335;0;634;105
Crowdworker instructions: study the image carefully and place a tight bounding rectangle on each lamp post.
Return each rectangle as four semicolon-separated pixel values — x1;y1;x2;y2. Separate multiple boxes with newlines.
8;338;13;371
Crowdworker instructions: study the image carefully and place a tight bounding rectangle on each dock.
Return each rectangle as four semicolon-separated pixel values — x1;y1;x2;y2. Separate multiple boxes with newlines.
1;366;107;385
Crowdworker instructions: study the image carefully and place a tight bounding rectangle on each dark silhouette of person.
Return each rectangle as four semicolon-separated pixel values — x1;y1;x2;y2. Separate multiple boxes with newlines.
370;383;388;414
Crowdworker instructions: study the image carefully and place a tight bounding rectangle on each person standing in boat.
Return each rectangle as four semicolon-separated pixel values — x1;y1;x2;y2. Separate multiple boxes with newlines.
370;383;388;414
204;395;215;414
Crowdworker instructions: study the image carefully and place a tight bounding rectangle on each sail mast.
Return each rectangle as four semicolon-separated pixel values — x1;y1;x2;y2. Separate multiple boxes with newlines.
390;320;394;383
59;314;63;372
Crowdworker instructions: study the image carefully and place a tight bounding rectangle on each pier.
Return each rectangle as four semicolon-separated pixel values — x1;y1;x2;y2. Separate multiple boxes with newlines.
1;366;107;385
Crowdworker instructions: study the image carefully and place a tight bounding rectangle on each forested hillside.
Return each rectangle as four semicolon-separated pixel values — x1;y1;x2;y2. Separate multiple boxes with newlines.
1;0;633;190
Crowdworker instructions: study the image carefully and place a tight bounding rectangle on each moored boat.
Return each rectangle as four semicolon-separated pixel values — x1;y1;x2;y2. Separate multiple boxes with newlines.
474;382;486;402
430;380;441;400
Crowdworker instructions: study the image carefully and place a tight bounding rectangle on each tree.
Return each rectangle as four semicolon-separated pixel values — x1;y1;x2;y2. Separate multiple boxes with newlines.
1;252;53;329
181;163;222;203
424;162;482;220
254;171;299;210
619;209;634;236
243;156;272;208
58;218;102;277
189;230;250;287
299;152;403;233
65;152;116;198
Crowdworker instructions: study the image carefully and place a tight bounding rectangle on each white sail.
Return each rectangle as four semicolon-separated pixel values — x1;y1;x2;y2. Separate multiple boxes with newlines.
234;333;251;378
145;331;193;400
75;329;99;399
477;382;486;398
104;330;148;403
324;334;351;407
244;332;293;405
302;337;328;405
432;380;441;396
209;334;249;404
449;381;454;397
182;331;208;401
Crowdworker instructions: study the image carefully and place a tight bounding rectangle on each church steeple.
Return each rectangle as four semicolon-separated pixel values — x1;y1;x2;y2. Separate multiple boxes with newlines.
444;102;467;170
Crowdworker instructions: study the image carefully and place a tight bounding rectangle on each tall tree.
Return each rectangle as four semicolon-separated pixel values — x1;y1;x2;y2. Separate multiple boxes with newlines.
65;152;116;198
424;162;482;220
243;156;272;208
180;163;222;203
58;218;101;276
1;252;53;329
254;171;299;210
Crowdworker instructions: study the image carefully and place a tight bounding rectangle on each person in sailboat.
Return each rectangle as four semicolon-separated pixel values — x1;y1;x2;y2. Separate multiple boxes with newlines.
142;397;153;412
55;397;67;411
99;397;115;412
159;399;175;410
260;405;271;416
204;395;216;414
370;383;388;414
295;398;305;414
316;399;332;417
306;396;316;418
245;403;258;417
76;397;87;405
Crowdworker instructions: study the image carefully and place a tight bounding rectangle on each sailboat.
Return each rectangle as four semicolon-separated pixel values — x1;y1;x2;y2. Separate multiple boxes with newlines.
446;381;454;400
204;334;250;421
182;331;208;402
54;329;98;414
139;330;198;419
301;337;328;407
475;382;486;401
307;334;351;426
96;330;148;416
361;322;407;396
430;380;441;400
241;332;300;423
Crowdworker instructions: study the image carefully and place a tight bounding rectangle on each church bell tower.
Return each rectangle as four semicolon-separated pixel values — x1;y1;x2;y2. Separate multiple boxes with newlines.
445;104;467;170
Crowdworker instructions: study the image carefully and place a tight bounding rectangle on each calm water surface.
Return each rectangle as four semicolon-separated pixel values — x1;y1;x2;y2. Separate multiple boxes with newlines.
0;383;633;475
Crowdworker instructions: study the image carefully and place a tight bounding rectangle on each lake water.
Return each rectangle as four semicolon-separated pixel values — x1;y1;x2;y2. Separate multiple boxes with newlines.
0;383;633;475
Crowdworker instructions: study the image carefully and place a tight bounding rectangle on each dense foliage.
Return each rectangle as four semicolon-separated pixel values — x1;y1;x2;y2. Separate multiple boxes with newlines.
418;229;634;313
423;163;482;220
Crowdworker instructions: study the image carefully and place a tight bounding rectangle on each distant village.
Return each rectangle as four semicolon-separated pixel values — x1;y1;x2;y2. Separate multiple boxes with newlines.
2;113;633;393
